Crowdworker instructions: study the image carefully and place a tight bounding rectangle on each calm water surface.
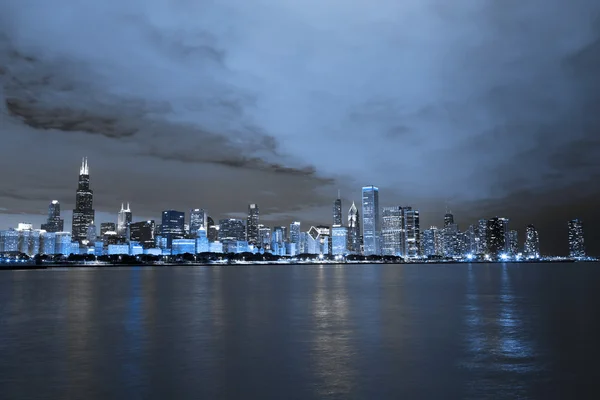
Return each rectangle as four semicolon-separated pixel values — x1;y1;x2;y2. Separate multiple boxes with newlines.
1;263;599;399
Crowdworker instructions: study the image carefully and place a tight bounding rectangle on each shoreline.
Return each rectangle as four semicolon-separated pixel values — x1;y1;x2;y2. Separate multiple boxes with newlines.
1;258;596;271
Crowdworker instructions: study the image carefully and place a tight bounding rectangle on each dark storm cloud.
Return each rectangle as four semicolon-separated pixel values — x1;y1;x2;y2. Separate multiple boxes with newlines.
1;0;600;253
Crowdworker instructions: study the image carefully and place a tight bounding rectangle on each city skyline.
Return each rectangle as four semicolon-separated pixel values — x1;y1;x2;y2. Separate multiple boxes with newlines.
0;158;593;258
2;1;600;257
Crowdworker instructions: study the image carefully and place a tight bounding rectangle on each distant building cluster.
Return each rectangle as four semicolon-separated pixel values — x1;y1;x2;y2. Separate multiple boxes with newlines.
0;159;589;260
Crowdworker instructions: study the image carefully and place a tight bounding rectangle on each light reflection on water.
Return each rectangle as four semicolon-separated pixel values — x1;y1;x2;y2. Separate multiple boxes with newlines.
311;266;356;398
1;263;599;399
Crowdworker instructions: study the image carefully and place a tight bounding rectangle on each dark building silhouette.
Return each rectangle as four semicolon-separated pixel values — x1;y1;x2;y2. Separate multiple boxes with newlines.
41;200;64;232
219;218;246;241
246;204;259;245
161;210;185;248
333;193;342;227
444;212;454;227
207;216;218;242
486;217;507;257
71;158;95;243
100;222;116;235
130;220;155;248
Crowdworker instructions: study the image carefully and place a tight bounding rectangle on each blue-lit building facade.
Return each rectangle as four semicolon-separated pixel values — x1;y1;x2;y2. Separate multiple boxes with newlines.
361;186;380;256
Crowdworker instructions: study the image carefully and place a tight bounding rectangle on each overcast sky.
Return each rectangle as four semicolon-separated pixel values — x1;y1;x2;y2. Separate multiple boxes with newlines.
1;0;599;255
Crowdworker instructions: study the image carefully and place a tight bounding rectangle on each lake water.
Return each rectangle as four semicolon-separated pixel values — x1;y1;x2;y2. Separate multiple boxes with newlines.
0;263;599;399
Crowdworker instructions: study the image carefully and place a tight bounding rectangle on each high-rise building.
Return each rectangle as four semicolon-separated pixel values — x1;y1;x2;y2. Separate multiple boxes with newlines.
347;201;361;254
71;158;95;243
486;217;507;258
381;206;403;256
361;186;380;256
422;226;442;257
568;219;585;258
442;223;459;258
161;210;185;249
100;222;116;235
306;226;330;255
190;209;208;234
271;226;287;254
117;203;132;237
508;230;519;255
289;221;301;249
130;220;155;248
258;224;272;251
524;224;540;259
331;226;348;256
403;207;420;258
86;221;97;244
218;219;246;241
207;216;219;242
477;219;488;254
333;193;342;227
41;200;64;233
444;212;454;227
499;218;510;254
246;204;259;245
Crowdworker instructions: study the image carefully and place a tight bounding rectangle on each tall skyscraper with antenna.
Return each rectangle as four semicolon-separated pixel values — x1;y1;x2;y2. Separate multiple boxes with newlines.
347;201;362;254
333;191;342;227
72;158;95;243
117;203;132;238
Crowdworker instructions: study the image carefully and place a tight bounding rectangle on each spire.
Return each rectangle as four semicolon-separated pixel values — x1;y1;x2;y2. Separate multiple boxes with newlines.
337;189;341;199
126;202;130;212
349;201;357;213
121;203;124;211
79;157;89;175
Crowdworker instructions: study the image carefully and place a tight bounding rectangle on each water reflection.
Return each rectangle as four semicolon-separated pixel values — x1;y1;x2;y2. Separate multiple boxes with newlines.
463;265;538;397
311;266;356;397
121;267;146;395
66;270;94;399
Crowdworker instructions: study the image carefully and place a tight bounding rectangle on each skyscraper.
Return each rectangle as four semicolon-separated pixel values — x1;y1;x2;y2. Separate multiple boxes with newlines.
117;203;132;237
524;224;540;259
508;230;519;255
333;193;342;227
381;206;403;256
247;204;260;245
130;220;155;248
444;212;454;227
347;202;361;254
486;217;507;258
331;226;348;256
161;210;185;249
362;186;380;256
568;219;585;258
41;200;64;233
289;221;301;249
477;219;488;254
72;158;95;243
100;222;116;235
258;224;272;251
403;207;420;258
190;209;207;234
207;216;218;242
218;219;246;242
422;226;442;257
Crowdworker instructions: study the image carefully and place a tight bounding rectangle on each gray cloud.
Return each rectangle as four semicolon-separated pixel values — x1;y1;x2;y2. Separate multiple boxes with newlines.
1;0;600;253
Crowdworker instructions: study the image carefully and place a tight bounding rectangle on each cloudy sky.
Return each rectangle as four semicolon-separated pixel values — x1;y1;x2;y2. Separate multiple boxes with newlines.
1;0;599;255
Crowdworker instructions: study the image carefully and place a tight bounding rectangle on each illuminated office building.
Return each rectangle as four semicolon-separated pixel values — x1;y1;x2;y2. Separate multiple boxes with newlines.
71;158;95;243
568;219;585;258
362;186;380;255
